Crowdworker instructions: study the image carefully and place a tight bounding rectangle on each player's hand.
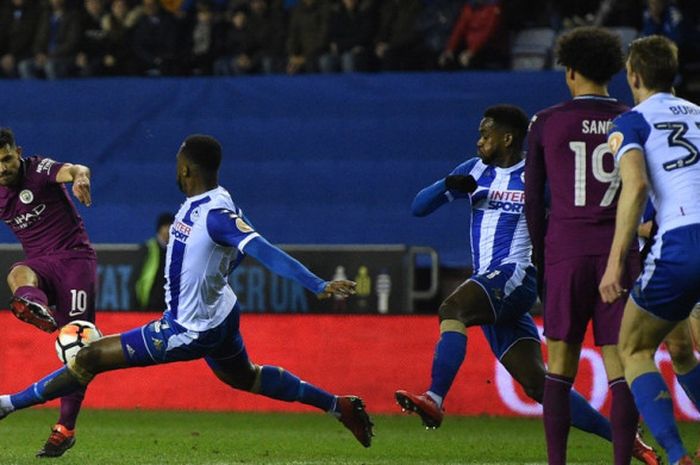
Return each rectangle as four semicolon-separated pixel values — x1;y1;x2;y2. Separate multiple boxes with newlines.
599;264;626;304
72;173;92;207
445;175;477;194
317;280;356;300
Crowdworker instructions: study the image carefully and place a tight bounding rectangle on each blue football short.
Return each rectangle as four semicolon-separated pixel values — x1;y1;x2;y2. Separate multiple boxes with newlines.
632;224;700;321
469;263;540;359
120;304;247;367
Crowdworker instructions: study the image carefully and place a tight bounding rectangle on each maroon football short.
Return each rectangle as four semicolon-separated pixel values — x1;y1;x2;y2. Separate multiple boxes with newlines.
543;254;640;346
12;249;97;327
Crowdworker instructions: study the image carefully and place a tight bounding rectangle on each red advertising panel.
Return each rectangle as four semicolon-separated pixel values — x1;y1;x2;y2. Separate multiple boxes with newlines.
0;312;695;419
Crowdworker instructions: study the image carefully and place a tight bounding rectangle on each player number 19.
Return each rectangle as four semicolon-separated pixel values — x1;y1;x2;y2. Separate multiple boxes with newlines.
569;141;620;207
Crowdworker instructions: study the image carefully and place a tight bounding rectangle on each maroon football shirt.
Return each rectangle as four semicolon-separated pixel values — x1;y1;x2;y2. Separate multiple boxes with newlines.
525;96;630;265
0;156;93;259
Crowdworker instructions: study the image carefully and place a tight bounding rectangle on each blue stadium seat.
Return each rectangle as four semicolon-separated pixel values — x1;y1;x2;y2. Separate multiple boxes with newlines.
510;28;556;71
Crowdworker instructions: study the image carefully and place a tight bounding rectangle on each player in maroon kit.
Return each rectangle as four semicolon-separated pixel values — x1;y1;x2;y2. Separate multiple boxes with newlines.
0;128;96;457
524;28;658;465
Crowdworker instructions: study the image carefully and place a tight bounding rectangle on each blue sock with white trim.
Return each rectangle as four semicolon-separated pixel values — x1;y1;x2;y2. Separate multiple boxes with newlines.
10;367;82;409
676;363;700;412
630;372;687;463
569;389;612;440
428;331;467;406
259;365;336;412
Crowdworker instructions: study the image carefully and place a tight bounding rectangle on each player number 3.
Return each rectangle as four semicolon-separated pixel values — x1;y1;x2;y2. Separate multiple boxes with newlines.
569;141;620;207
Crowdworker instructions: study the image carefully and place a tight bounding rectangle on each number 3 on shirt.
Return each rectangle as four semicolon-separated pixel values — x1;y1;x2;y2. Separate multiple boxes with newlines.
569;141;620;207
654;122;700;171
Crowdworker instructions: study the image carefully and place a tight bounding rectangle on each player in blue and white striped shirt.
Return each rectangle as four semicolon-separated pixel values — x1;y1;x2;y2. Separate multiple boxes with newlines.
0;134;374;451
600;36;700;465
395;105;625;448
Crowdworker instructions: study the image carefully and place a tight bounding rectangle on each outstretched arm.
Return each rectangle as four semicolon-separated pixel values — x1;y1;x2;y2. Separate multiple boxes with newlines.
55;163;92;206
207;209;355;299
412;179;450;216
244;237;355;299
412;175;475;217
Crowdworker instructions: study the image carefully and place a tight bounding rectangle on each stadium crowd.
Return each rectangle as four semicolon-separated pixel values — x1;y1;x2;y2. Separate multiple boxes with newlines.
0;0;699;80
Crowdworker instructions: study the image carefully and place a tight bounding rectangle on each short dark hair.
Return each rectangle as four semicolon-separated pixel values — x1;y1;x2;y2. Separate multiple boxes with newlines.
0;128;16;149
628;35;678;92
556;27;624;85
156;212;175;231
483;104;529;149
179;134;221;174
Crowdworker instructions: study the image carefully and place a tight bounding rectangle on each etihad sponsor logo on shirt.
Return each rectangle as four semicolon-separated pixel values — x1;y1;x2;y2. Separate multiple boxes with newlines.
36;158;56;174
171;220;192;242
487;190;525;213
581;119;612;134
6;204;46;230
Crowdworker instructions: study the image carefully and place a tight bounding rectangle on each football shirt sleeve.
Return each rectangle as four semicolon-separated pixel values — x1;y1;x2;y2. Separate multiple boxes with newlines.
207;208;260;252
608;111;651;162
206;208;326;294
29;157;65;185
411;158;478;216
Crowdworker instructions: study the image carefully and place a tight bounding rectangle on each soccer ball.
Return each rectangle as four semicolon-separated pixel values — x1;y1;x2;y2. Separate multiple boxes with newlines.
55;320;103;365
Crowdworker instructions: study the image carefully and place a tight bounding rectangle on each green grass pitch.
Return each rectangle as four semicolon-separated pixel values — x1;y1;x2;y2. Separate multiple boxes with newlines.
0;409;697;464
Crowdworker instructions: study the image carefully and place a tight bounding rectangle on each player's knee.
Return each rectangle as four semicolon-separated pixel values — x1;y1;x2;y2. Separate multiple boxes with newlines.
519;376;544;403
524;384;544;404
68;346;100;384
667;339;696;374
7;265;32;289
438;299;462;322
216;362;258;392
74;344;102;374
236;363;258;391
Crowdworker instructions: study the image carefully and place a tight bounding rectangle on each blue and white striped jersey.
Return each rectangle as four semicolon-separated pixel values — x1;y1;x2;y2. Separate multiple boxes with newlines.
609;92;700;234
164;186;257;332
450;157;532;274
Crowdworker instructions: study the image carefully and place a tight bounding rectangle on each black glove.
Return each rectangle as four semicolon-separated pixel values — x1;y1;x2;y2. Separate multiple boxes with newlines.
445;175;477;194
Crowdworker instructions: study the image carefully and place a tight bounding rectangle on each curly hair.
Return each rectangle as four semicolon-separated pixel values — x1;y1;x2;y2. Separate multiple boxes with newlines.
179;134;222;174
555;27;624;85
628;35;677;92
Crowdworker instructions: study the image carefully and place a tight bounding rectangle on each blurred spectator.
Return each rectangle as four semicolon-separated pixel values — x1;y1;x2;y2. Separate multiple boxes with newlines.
551;0;601;29
181;0;221;75
135;212;174;311
319;0;374;73
100;0;136;75
438;0;505;70
286;0;327;74
131;0;178;75
18;0;81;79
373;0;423;71
177;0;227;18
75;0;108;76
0;0;40;78
595;0;644;28
641;0;683;45
417;0;464;69
213;4;254;75
501;0;551;30
248;0;287;74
